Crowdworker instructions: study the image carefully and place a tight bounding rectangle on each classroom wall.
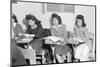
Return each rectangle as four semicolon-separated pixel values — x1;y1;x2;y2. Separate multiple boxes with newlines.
12;2;95;33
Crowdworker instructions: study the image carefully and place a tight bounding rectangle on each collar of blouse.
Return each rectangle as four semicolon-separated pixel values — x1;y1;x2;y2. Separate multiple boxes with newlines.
52;24;62;29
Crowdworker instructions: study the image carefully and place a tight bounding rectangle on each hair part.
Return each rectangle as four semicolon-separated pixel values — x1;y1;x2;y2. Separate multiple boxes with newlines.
25;14;41;26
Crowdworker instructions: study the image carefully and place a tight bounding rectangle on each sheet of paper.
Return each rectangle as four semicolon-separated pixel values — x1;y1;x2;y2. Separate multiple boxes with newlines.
44;36;61;42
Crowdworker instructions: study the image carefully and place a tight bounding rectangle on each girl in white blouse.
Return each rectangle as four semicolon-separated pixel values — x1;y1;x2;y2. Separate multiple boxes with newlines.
73;15;92;61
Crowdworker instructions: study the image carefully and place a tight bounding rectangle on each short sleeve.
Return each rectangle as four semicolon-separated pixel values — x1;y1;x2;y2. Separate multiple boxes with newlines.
61;24;68;39
73;26;77;37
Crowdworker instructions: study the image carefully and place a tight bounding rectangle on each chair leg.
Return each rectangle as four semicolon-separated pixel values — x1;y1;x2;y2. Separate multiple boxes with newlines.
51;47;56;63
33;50;36;64
56;54;64;63
67;52;72;62
42;50;46;64
29;49;36;65
30;59;36;65
26;59;30;65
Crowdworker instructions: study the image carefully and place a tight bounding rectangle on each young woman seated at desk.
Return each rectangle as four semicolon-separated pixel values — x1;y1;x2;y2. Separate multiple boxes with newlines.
72;15;92;61
50;13;73;63
11;14;26;66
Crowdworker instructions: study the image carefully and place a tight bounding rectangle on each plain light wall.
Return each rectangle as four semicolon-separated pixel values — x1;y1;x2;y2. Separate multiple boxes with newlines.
12;2;95;33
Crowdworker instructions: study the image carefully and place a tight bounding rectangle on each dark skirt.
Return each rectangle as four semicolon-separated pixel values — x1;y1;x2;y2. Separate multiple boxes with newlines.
55;45;72;55
29;38;43;54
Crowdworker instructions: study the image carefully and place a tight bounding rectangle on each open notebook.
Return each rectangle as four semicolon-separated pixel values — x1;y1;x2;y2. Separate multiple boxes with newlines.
44;36;63;42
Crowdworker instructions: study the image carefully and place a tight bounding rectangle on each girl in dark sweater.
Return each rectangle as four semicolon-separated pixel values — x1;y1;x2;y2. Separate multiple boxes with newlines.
25;14;44;54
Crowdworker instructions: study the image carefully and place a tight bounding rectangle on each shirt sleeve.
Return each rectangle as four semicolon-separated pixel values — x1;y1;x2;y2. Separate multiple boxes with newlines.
61;24;68;44
83;28;89;42
73;26;77;37
62;24;68;39
50;27;57;36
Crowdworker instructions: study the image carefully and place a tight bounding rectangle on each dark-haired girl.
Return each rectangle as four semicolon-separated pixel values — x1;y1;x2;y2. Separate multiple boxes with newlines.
73;15;91;61
12;15;24;38
50;13;72;63
24;14;44;64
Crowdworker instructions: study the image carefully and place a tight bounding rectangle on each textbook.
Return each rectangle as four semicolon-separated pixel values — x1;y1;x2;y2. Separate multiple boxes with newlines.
44;36;63;42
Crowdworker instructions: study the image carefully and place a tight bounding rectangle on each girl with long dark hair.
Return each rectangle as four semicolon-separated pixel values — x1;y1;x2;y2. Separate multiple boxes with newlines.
73;15;91;61
50;13;72;63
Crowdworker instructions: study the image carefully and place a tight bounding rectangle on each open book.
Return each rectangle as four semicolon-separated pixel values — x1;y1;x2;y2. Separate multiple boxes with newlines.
16;37;33;43
24;34;35;38
44;36;63;42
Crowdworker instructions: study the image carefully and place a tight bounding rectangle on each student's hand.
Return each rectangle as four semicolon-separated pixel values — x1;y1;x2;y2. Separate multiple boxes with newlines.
68;39;75;44
74;40;79;44
18;33;23;36
56;42;62;45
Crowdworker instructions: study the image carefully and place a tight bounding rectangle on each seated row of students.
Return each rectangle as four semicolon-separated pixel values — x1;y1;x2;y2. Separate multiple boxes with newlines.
50;13;73;63
12;14;52;65
11;13;93;65
49;13;92;62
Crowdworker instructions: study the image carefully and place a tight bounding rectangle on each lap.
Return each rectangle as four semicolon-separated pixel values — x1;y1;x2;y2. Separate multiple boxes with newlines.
55;45;72;55
30;39;43;54
75;44;90;60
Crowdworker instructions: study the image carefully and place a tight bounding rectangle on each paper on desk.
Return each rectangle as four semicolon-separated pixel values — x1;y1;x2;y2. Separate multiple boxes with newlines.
21;38;33;41
24;34;35;38
44;36;63;42
70;37;84;42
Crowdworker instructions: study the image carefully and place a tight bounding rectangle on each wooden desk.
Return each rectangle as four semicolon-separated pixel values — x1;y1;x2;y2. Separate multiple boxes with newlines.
15;37;33;49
